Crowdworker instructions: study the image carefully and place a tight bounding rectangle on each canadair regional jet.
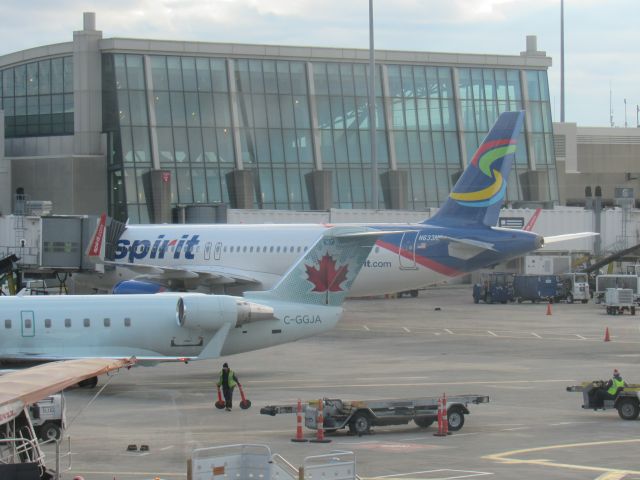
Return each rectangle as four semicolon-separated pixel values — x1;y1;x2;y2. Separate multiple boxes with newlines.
86;111;594;296
0;226;385;376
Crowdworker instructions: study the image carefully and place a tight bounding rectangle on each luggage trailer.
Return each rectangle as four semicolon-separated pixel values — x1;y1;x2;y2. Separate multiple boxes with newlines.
261;394;490;435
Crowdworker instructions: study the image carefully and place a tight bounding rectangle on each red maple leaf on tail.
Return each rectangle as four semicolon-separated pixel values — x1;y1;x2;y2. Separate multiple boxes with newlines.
306;253;348;292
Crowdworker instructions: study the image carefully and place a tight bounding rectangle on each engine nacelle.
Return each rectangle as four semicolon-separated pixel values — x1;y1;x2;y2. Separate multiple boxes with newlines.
175;294;274;330
113;280;165;294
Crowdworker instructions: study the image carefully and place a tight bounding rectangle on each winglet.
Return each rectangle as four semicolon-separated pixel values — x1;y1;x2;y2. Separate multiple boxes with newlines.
86;213;107;260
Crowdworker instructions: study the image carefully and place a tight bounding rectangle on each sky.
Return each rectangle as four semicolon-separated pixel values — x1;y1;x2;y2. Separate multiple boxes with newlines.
1;0;638;127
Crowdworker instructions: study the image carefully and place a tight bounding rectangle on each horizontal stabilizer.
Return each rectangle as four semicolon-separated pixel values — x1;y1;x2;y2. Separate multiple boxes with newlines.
543;232;599;245
443;236;496;260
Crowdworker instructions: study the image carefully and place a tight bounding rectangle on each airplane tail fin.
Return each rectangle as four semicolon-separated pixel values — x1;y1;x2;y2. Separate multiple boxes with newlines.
244;227;382;307
426;111;525;228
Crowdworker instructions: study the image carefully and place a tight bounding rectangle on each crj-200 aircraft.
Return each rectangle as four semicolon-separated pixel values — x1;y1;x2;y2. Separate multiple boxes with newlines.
0;227;384;379
86;111;594;296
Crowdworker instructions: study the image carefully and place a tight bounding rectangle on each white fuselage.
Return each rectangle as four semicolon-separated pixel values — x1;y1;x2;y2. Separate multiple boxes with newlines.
85;224;448;295
0;294;342;360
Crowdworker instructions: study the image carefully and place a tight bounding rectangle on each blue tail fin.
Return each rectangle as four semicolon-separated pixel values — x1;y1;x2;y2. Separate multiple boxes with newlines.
244;227;382;306
426;111;525;228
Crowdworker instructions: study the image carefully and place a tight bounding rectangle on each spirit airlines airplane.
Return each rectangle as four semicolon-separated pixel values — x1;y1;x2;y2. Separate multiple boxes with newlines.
86;111;593;296
0;227;384;376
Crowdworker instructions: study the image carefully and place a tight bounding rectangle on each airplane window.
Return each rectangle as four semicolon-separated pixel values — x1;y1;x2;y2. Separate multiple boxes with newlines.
124;317;131;327
270;246;274;253
297;246;301;253
44;319;52;329
83;318;90;327
263;246;267;252
243;246;247;253
304;246;308;251
223;246;227;252
65;318;71;328
24;319;32;329
375;246;380;253
104;318;111;327
4;319;10;329
250;246;254;253
276;246;281;253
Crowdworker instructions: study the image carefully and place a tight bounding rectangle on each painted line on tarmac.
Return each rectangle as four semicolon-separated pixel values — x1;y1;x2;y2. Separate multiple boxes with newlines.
576;334;587;340
363;325;370;331
531;332;542;339
444;329;454;335
484;438;640;476
103;378;576;390
595;472;630;480
366;468;493;479
403;327;411;333
487;331;498;337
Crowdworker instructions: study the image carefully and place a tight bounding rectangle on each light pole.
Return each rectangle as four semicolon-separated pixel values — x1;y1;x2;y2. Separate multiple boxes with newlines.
368;0;378;210
560;0;565;122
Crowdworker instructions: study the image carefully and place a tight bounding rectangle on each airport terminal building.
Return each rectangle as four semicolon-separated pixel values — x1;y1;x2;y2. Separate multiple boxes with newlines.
0;12;558;223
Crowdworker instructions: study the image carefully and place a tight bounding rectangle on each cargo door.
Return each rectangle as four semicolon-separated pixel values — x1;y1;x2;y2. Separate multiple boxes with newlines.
399;232;418;270
21;310;35;337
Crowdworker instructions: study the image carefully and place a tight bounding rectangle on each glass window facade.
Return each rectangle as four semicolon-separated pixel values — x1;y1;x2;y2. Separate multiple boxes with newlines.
101;52;558;221
0;56;74;137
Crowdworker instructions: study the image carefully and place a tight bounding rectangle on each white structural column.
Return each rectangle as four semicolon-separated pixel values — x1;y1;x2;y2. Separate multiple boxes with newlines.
305;62;323;170
0;111;9;214
73;12;103;156
380;65;396;170
519;69;537;169
144;55;161;170
451;68;468;167
226;58;243;170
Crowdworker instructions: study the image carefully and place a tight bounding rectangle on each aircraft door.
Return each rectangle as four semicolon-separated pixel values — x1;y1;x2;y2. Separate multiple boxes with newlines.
398;232;418;270
204;242;212;261
21;310;35;337
213;242;222;261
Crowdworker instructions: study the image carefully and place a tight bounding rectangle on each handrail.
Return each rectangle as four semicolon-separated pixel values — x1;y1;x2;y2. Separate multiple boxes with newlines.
271;453;299;477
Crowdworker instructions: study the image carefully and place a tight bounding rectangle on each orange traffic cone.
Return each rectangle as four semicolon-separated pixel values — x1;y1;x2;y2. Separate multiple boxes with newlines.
291;399;308;442
546;302;552;316
604;327;611;342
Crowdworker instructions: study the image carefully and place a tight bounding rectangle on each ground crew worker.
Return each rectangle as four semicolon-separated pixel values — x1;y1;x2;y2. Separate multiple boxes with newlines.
594;369;628;408
217;362;239;411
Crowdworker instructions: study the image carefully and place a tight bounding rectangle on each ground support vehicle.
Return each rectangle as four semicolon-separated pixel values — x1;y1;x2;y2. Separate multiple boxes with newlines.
567;381;640;420
512;274;567;303
603;288;636;315
29;394;65;441
260;394;489;435
594;274;640;304
472;273;513;304
559;272;590;303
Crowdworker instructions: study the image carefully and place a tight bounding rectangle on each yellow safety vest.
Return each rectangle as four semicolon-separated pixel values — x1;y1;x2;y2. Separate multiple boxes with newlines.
607;378;625;396
218;369;237;388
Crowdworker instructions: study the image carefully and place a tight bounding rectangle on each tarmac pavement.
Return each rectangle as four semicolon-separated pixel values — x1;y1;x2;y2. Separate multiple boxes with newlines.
50;286;640;479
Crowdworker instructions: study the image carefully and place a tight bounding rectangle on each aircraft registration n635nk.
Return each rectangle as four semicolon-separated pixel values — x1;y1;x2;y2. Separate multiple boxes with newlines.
87;111;595;297
0;227;386;371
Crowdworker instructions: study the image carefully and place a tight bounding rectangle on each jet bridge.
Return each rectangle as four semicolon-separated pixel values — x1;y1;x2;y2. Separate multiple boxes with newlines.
0;214;102;275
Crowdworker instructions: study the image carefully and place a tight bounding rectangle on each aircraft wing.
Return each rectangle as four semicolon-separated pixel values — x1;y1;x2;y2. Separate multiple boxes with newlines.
105;261;261;286
439;236;497;260
0;357;135;424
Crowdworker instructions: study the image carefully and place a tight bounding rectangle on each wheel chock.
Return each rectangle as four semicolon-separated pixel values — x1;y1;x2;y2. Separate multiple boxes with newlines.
127;444;138;451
